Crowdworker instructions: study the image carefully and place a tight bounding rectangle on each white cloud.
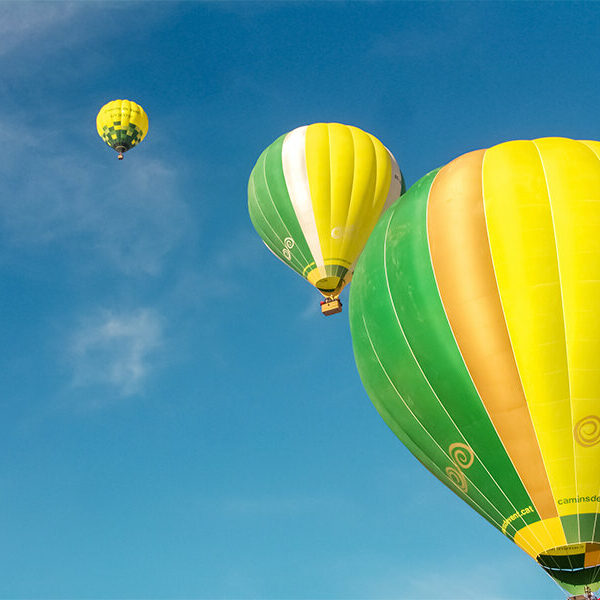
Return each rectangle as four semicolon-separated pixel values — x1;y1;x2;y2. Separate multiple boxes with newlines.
0;115;192;276
0;3;81;56
68;307;163;398
0;3;172;59
164;230;269;312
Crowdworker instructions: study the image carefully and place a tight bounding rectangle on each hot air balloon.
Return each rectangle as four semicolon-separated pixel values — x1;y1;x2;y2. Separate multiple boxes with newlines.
248;123;404;315
349;137;600;598
96;99;148;160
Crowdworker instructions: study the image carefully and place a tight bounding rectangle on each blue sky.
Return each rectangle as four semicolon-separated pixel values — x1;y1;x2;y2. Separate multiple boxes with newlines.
0;2;597;598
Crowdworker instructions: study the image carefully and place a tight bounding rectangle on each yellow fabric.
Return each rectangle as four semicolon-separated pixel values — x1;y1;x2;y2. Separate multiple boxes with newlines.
514;517;567;558
541;543;586;556
305;124;333;262
303;123;393;295
428;149;558;520
482;140;575;516
533;138;600;517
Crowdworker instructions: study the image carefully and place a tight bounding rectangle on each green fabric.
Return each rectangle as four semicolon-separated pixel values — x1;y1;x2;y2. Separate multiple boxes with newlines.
538;553;585;570
248;134;314;278
561;514;600;544
100;122;144;151
543;565;600;593
349;169;539;541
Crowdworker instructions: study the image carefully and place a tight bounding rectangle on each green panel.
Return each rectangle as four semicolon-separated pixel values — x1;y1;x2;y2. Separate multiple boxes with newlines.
538;553;585;570
544;564;600;591
561;514;600;544
349;212;508;530
100;122;144;152
581;514;600;542
248;134;314;278
349;169;540;541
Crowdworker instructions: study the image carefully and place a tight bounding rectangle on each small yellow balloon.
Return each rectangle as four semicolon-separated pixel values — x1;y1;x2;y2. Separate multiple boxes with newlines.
96;99;148;159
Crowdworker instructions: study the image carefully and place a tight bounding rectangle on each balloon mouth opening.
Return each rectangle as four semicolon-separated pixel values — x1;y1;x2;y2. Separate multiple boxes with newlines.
306;267;352;298
537;543;600;595
315;276;344;295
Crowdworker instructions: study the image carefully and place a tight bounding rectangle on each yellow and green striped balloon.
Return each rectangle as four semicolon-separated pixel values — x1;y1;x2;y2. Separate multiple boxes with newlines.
96;99;148;159
248;123;404;302
349;137;600;596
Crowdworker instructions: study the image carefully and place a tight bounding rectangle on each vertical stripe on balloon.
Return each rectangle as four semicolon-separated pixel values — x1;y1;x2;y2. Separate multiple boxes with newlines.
427;148;558;524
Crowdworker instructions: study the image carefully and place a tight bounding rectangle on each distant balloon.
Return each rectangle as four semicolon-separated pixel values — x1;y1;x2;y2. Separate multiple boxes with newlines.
349;137;600;597
96;99;148;160
248;123;404;315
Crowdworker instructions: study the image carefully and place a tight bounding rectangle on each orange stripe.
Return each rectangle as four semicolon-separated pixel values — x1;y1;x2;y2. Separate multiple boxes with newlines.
427;148;557;520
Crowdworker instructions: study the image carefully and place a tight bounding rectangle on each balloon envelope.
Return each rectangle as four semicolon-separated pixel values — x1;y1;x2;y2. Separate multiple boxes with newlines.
349;137;600;596
96;99;148;158
248;123;403;299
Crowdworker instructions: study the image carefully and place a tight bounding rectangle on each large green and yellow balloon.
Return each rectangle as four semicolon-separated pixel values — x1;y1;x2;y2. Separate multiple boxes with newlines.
349;137;600;596
96;99;148;159
248;123;403;311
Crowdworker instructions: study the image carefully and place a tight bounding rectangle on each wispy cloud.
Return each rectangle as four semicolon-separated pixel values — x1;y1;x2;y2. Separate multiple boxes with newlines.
0;116;191;276
0;3;82;56
165;229;267;313
68;307;163;398
0;3;173;60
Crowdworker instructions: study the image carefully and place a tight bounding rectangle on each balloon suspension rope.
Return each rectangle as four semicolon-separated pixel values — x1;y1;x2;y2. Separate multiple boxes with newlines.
584;586;598;600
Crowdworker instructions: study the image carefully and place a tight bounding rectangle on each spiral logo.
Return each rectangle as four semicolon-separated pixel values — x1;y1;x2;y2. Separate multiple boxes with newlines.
449;443;474;469
330;225;355;239
282;237;295;261
446;466;468;493
445;442;474;493
574;416;600;447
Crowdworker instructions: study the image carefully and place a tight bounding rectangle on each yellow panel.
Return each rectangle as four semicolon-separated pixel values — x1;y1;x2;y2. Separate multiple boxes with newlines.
428;149;557;520
482;140;575;516
305;124;391;270
120;99;131;129
339;128;390;263
337;127;376;261
305;123;333;262
328;124;356;262
128;100;148;133
96;99;119;134
580;140;600;156
534;139;600;511
542;543;586;556
368;133;394;211
514;517;567;558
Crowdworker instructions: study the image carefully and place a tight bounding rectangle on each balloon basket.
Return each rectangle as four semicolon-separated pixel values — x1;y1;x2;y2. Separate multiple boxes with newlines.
320;298;342;316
